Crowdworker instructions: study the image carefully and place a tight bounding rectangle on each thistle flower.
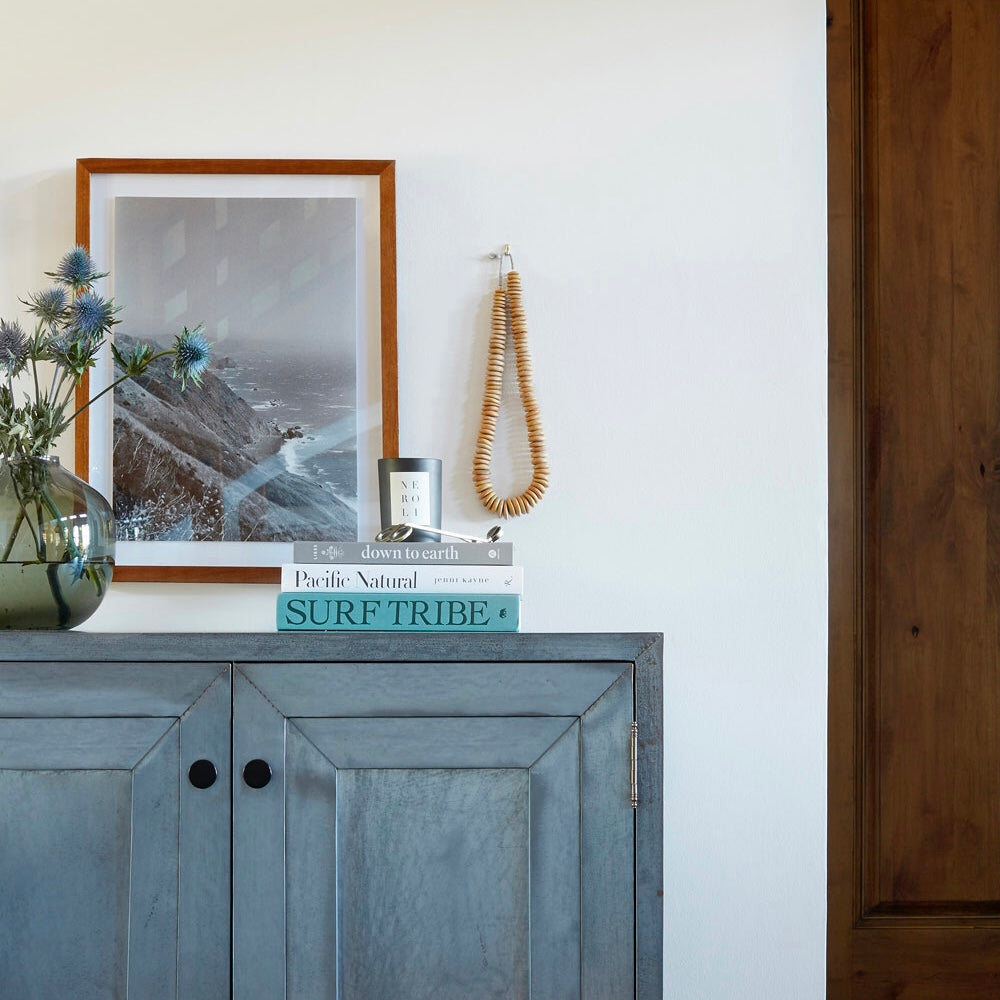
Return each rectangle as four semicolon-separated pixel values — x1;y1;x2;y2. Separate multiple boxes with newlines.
45;245;106;291
2;250;207;471
111;340;153;379
172;325;212;390
46;332;97;380
22;286;67;324
66;291;118;338
0;319;29;376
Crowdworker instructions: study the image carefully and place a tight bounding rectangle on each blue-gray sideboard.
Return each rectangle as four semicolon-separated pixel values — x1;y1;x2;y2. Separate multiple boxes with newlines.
0;631;663;1000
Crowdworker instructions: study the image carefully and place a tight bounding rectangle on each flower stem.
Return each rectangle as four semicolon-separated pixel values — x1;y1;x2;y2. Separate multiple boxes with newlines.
0;504;24;562
0;458;44;562
45;562;71;627
33;498;45;560
59;350;174;430
38;485;79;560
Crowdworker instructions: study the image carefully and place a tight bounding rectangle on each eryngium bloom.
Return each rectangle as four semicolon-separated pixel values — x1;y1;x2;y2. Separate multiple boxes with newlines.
0;319;29;376
67;291;118;338
46;246;105;290
47;332;96;376
172;325;211;390
23;286;68;324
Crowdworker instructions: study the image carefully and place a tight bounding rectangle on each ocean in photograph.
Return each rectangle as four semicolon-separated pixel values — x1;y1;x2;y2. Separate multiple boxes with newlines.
215;346;358;504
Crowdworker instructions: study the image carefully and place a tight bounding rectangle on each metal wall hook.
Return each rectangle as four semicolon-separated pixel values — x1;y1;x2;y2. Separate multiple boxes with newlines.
488;244;516;288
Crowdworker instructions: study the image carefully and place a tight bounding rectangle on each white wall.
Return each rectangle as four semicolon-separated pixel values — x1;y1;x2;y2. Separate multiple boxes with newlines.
0;1;828;996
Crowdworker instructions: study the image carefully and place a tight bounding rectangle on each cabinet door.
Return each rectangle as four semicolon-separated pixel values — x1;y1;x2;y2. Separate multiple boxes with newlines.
0;661;231;1000
233;659;636;1000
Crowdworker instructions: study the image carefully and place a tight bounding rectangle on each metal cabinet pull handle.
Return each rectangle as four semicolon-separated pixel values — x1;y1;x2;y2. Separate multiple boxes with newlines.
242;759;272;789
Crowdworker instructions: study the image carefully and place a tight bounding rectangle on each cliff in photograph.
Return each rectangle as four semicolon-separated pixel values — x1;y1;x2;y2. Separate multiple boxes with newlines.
112;336;355;542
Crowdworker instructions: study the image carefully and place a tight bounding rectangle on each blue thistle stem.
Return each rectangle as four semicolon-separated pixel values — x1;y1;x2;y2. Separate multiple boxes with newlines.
29;341;40;415
38;485;80;560
0;505;25;562
45;562;71;627
0;451;43;562
59;348;175;430
33;497;45;560
47;345;66;405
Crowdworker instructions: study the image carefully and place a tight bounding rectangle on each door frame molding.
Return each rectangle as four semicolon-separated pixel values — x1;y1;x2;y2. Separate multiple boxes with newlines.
827;0;864;992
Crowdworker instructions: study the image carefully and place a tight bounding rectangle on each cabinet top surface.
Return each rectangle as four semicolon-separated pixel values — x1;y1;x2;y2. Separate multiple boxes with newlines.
0;631;663;663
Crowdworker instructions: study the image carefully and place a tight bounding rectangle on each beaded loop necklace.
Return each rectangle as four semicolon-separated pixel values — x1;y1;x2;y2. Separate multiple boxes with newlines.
473;266;549;518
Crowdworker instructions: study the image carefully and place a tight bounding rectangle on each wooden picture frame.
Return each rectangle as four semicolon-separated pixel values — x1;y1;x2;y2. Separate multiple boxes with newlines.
75;158;398;584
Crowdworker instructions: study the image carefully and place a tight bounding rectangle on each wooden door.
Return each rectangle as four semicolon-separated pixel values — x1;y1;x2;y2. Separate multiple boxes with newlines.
0;660;231;999
232;658;639;1000
828;1;1000;994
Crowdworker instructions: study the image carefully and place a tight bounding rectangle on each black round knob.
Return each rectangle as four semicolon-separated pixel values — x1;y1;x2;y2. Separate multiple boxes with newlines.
188;759;217;789
243;759;272;789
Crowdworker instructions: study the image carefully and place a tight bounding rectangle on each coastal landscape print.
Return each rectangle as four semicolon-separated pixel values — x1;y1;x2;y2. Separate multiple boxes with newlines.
111;196;359;544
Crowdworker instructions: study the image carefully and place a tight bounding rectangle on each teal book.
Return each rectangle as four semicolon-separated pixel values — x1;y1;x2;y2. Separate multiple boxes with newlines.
276;592;520;632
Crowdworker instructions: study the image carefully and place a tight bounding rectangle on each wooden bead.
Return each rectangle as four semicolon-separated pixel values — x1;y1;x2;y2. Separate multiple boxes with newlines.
473;271;549;519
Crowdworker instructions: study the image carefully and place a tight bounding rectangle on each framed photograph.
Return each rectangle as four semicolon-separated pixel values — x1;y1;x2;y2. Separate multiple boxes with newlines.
75;158;398;584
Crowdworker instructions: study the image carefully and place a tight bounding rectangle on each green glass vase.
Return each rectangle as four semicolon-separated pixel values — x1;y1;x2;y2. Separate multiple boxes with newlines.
0;456;115;629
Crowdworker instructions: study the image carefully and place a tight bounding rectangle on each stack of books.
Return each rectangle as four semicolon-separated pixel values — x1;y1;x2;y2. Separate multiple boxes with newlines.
276;538;522;632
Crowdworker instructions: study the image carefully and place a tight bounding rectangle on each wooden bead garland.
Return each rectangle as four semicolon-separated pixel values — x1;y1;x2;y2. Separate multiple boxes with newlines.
473;270;549;518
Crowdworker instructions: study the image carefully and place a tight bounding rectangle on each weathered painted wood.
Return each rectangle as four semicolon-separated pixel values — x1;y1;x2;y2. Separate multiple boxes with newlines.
0;632;663;1000
285;724;339;999
581;670;635;999
178;669;231;1000
0;768;131;999
0;717;174;769
0;663;234;1000
281;660;634;1000
0;631;660;665
337;767;530;1000
292;715;576;768
232;669;288;1000
128;724;181;998
530;720;582;1000
635;635;664;1000
239;660;628;718
0;660;228;716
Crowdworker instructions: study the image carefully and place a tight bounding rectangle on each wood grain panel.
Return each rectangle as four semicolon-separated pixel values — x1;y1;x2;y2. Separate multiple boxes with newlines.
238;659;630;718
0;661;227;717
0;769;131;999
0;717;174;769
830;0;1000;993
284;717;587;1000
240;653;637;1000
338;768;531;1000
0;629;659;668
177;670;231;1000
0;717;189;999
0;636;660;998
285;724;340;999
232;670;288;1000
581;670;634;999
127;726;180;998
529;722;583;999
293;715;576;768
634;640;664;1000
0;664;230;1000
865;0;1000;913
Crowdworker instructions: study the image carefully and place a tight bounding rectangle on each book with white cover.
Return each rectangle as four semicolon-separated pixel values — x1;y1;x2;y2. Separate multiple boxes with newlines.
281;563;523;594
